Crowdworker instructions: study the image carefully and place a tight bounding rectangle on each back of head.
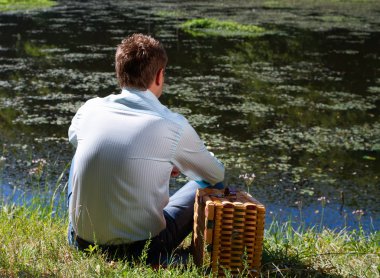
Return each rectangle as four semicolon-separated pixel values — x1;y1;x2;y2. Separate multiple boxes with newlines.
115;34;168;90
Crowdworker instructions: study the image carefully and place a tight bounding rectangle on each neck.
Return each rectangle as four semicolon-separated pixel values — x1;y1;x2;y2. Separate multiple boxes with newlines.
148;86;162;98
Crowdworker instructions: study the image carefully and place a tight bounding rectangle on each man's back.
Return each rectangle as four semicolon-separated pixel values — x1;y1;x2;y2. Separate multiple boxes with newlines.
69;90;187;244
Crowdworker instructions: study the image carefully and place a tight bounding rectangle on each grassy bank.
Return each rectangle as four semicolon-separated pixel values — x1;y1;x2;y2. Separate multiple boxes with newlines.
0;196;378;277
0;0;56;12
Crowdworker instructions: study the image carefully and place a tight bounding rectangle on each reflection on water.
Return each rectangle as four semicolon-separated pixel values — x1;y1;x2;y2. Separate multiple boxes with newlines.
0;0;379;231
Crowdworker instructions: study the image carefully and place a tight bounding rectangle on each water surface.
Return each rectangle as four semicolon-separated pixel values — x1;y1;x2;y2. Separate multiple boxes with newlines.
0;0;379;231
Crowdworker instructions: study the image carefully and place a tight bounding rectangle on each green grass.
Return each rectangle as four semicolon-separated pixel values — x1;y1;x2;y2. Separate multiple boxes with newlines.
0;0;56;12
0;200;202;277
180;18;267;38
263;221;379;277
0;191;378;277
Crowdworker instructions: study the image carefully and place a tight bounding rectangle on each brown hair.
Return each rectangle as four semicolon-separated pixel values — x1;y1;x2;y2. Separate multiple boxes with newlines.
115;34;168;90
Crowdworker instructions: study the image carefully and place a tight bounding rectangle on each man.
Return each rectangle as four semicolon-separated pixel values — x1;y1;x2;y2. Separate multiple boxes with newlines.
67;34;225;263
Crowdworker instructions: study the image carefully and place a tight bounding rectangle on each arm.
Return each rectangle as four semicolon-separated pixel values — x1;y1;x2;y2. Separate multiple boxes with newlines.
172;123;225;185
68;116;79;148
68;105;86;148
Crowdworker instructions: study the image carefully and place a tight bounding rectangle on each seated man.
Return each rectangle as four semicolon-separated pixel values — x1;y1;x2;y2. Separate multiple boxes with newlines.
67;33;225;263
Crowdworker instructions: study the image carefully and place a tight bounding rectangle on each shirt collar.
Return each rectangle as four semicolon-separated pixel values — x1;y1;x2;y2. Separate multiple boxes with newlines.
122;87;157;100
121;87;165;113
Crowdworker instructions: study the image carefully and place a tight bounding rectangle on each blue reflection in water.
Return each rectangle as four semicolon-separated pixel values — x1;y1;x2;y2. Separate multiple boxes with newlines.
0;182;67;218
1;182;377;233
266;204;378;233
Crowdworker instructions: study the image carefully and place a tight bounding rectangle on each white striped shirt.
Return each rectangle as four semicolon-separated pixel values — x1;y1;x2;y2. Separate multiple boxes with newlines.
68;88;225;244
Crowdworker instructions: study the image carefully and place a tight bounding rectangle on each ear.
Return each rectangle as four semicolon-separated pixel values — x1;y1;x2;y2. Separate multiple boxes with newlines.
155;68;164;86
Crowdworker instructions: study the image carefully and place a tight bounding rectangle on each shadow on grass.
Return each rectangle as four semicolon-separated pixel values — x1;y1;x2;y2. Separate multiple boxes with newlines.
261;248;342;278
0;269;40;278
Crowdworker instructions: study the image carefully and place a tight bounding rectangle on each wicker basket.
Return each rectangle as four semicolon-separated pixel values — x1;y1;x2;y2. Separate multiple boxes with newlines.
192;187;265;277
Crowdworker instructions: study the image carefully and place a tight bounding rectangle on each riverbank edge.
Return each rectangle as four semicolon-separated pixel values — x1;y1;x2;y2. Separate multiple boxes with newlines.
0;0;56;12
0;197;378;277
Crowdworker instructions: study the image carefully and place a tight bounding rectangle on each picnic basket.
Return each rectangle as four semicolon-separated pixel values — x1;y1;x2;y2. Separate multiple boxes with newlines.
192;187;265;277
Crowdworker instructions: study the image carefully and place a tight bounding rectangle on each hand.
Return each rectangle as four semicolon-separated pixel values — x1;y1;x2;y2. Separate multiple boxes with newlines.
171;166;180;178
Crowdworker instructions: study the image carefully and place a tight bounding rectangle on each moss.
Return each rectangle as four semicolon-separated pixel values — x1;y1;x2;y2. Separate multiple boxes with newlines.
0;0;56;12
156;10;186;19
263;0;377;8
180;18;266;38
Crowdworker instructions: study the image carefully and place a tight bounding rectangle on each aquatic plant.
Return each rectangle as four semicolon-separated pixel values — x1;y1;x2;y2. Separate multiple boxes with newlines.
22;42;62;59
317;196;329;231
180;18;266;38
156;9;186;19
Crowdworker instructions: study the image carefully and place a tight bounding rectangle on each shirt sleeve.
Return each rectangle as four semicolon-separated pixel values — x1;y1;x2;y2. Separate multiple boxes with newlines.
68;104;85;148
171;123;225;185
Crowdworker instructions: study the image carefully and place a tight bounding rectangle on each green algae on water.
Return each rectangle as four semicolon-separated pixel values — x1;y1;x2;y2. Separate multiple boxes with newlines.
0;0;56;12
180;18;266;38
23;42;55;57
156;9;186;19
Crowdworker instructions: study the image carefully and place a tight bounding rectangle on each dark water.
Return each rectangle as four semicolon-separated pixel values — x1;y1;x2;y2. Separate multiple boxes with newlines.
0;0;379;231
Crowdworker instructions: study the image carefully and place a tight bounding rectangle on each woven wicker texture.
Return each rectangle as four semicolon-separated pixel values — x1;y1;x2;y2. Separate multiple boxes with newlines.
193;188;265;277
